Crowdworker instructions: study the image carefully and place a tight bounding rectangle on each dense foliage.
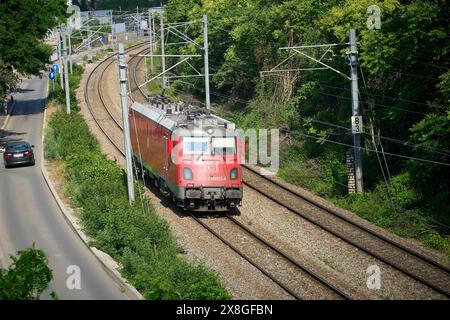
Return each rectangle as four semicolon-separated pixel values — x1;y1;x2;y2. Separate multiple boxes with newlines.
74;0;167;11
164;0;450;252
0;0;67;96
0;246;54;300
44;65;230;299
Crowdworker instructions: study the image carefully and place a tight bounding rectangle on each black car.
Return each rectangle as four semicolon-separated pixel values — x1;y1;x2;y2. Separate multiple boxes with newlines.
3;141;35;168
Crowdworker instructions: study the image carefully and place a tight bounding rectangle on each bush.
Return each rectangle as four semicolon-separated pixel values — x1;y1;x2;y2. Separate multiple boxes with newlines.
44;110;99;160
424;231;450;254
0;245;54;300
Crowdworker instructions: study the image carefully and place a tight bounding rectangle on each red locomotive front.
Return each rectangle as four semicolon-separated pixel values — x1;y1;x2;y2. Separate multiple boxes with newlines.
130;102;243;211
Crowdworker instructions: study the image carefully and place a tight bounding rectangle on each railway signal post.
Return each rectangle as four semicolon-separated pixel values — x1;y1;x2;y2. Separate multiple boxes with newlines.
118;43;135;203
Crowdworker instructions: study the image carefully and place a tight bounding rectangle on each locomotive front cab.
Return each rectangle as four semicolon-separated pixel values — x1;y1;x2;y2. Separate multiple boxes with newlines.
175;130;244;211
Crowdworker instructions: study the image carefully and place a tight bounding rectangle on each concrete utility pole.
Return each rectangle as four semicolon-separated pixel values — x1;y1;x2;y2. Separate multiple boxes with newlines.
62;27;71;114
348;29;363;193
110;10;114;45
160;10;166;89
118;43;135;203
203;15;211;110
137;7;141;38
57;30;64;89
151;11;156;51
148;9;154;74
68;31;73;74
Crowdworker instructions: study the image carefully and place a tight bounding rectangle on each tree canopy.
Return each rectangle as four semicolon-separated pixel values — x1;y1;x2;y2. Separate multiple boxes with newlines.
0;245;54;300
164;0;450;240
0;0;67;95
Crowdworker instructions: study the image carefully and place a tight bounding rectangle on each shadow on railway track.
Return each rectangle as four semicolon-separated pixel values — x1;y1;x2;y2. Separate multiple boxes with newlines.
140;177;241;219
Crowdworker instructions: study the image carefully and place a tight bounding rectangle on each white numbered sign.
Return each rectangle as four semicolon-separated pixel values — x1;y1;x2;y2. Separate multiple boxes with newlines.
351;116;363;134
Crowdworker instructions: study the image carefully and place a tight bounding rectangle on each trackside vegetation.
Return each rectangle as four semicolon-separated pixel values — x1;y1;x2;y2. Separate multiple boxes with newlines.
163;0;450;257
44;63;230;299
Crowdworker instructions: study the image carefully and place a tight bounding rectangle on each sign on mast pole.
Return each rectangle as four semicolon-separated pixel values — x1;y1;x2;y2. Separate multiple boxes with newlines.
118;43;135;204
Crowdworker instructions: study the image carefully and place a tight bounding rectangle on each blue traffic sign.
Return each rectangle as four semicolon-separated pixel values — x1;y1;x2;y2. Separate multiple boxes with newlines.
99;35;104;44
49;72;56;79
52;64;59;72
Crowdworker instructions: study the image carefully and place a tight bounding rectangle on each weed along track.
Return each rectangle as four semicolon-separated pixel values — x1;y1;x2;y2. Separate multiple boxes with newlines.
83;44;450;300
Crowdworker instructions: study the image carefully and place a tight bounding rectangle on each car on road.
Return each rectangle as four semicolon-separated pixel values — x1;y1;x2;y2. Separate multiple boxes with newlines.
3;141;35;168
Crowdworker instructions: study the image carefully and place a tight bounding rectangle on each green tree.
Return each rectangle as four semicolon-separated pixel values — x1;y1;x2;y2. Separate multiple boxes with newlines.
0;245;54;300
0;0;67;96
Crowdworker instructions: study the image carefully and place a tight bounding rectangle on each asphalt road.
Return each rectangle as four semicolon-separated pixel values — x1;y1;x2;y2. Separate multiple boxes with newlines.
0;76;136;299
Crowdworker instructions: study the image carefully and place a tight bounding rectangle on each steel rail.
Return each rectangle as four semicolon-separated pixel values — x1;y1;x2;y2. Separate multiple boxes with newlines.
242;166;450;298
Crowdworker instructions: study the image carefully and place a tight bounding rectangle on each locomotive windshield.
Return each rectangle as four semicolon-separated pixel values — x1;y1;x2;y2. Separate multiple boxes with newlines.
182;137;236;155
183;137;209;155
211;137;236;155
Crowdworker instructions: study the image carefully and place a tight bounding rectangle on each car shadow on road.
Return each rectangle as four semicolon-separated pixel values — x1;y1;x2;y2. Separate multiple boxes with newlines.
15;88;35;93
0;130;27;140
11;98;46;115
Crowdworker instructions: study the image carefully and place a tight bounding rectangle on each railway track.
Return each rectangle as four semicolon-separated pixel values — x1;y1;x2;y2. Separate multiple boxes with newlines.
126;47;450;298
126;50;450;298
84;44;354;300
242;166;450;297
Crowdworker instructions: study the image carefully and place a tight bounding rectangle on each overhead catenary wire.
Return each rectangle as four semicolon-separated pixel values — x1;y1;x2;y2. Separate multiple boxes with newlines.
287;131;450;167
177;77;450;157
315;82;443;109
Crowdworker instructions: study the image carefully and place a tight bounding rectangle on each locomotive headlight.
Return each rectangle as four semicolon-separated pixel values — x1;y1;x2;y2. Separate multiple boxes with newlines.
230;167;238;180
183;167;193;180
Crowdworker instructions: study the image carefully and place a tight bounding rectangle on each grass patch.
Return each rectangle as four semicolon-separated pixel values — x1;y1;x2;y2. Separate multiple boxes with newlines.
318;257;344;273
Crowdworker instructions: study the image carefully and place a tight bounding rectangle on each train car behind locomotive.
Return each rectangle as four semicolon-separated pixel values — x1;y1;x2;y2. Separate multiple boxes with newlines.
129;102;244;211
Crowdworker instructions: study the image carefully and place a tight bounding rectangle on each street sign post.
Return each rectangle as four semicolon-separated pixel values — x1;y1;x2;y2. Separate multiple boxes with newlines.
49;71;56;92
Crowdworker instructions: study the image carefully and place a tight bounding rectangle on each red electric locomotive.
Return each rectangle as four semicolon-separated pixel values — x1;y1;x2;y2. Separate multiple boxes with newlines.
129;102;244;211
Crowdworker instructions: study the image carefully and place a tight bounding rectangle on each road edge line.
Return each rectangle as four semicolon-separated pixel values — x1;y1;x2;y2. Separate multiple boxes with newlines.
39;79;144;300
